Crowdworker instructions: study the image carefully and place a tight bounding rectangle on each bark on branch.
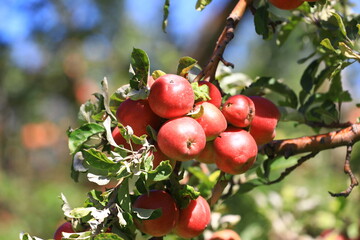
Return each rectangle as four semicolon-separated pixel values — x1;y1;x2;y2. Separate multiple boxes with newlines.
195;0;253;82
260;123;360;158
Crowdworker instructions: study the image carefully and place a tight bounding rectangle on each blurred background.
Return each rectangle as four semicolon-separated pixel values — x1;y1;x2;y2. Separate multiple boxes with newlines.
0;0;359;239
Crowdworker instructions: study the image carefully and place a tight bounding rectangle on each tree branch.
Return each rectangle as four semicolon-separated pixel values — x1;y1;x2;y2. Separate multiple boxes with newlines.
195;0;253;82
328;144;359;197
260;123;360;158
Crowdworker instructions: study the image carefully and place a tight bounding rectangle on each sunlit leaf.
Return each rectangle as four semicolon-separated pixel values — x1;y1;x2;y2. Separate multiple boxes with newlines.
195;0;212;11
68;123;105;155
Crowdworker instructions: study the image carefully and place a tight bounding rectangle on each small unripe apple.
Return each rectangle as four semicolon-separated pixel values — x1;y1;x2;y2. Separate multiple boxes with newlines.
214;127;258;175
148;74;195;119
209;229;242;240
174;196;211;239
157;117;206;161
198;81;222;108
133;190;179;237
221;95;255;128
269;0;304;10
116;98;163;136
249;96;280;145
54;222;75;240
194;102;227;141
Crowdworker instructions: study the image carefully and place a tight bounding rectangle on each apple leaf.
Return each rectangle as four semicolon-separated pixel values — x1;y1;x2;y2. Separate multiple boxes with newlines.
162;0;170;33
129;48;150;90
82;148;119;170
94;233;125;240
148;160;173;182
177;56;197;77
254;5;269;40
195;0;212;11
19;233;43;240
151;70;166;80
133;207;162;220
68;123;105;155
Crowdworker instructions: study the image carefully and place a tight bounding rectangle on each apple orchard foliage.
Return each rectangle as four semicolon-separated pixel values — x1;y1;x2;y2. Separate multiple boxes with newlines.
20;0;360;240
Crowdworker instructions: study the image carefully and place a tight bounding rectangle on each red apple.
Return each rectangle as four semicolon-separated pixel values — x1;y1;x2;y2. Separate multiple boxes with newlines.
152;144;176;169
269;0;304;10
157;117;206;161
174;196;211;239
221;95;255;128
54;222;75;240
116;99;163;136
209;229;242;240
194;102;227;141
198;81;222;108
214;127;258;175
249;96;280;145
133;190;179;237
148;74;195;119
195;141;217;164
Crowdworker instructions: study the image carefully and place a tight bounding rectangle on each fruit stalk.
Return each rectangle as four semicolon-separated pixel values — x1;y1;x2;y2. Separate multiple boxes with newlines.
194;0;254;82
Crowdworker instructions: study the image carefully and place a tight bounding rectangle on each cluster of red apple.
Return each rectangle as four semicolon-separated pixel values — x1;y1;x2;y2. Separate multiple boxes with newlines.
133;189;211;238
269;0;318;10
113;73;280;175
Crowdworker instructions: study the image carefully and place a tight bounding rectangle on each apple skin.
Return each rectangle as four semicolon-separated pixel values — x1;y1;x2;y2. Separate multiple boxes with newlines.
148;74;195;119
320;229;349;240
133;190;179;237
152;144;176;169
54;222;75;240
157;117;206;161
221;95;255;128
174;196;211;239
198;81;222;108
116;99;163;136
269;0;303;10
249;96;280;146
194;102;227;141
209;229;241;240
214;127;258;175
195;141;217;164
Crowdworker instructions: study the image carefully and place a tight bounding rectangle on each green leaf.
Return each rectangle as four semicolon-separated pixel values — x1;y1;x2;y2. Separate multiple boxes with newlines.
19;233;43;240
357;24;360;35
238;179;263;194
117;179;132;213
148;160;173;182
331;12;347;38
68;123;105;155
129;48;150;90
162;0;170;33
195;0;212;11
94;233;125;240
177;56;197;77
69;207;93;218
151;70;166;80
82;148;118;170
133;207;162;220
243;77;298;108
300;59;321;94
320;38;340;54
254;6;269;39
338;42;360;60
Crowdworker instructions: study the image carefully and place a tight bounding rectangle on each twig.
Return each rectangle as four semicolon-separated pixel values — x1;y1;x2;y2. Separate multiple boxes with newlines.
260;123;360;158
328;145;359;197
194;0;253;82
266;151;319;185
